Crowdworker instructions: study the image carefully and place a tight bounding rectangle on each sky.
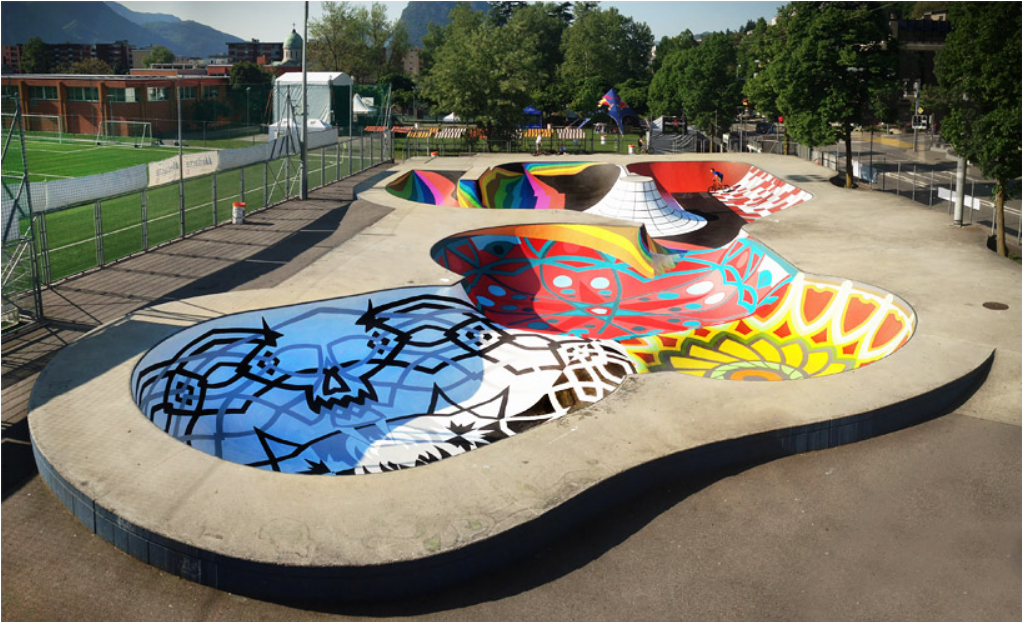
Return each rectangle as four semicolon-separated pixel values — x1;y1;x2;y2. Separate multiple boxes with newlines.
120;1;787;43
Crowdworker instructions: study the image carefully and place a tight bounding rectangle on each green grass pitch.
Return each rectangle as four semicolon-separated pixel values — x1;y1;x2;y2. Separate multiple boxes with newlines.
2;139;212;183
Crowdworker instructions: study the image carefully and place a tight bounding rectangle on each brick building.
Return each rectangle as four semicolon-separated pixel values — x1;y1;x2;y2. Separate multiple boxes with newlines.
1;41;133;73
1;74;232;137
228;40;283;65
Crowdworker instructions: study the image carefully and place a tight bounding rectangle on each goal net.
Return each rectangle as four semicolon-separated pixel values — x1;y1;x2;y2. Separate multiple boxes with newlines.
1;113;63;143
97;120;152;147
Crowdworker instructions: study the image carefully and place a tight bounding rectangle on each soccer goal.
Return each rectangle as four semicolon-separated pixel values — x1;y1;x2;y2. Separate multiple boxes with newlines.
1;113;64;143
97;120;152;148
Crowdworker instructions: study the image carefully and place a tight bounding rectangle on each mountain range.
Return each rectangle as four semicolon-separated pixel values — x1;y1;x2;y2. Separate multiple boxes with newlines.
398;1;490;47
1;1;243;59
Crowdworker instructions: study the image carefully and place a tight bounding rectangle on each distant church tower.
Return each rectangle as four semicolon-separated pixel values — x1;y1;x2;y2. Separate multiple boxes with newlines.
282;26;302;65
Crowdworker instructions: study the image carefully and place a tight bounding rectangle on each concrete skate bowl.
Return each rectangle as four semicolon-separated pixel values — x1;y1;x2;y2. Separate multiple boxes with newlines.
128;221;913;477
387;161;812;247
30;156;1001;605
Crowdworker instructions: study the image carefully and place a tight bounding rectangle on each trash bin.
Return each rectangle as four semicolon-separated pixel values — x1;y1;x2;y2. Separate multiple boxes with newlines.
628;145;635;154
232;202;246;225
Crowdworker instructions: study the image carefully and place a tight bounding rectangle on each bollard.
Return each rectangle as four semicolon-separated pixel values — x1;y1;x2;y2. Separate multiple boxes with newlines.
232;201;246;225
628;144;635;155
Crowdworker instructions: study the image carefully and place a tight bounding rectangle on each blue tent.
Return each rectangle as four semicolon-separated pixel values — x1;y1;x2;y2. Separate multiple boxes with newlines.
597;89;637;135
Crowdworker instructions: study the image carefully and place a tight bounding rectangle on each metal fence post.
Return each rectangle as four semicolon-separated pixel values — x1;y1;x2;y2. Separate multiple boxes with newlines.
321;146;326;187
285;154;291;199
912;165;917;202
35;214;52;285
212;171;219;225
240;167;246;205
94;200;105;266
141;189;149;250
370;133;374;164
348;142;353;177
360;134;365;172
335;143;341;181
264;160;269;207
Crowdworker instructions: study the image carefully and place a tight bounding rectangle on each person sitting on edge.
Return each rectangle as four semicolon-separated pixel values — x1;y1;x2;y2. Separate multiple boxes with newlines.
637;137;645;153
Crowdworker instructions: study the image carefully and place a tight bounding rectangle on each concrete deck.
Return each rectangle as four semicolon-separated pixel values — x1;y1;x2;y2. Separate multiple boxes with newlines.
19;154;1022;605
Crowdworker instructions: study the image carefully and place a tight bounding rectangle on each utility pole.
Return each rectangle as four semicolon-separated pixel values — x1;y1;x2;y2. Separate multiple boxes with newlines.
912;79;920;153
300;0;309;200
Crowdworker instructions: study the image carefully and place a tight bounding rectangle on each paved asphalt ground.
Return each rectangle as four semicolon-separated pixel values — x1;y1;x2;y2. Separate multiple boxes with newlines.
2;154;1020;621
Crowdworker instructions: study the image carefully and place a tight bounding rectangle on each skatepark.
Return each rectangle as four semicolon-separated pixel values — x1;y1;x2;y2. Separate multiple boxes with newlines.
7;153;1021;619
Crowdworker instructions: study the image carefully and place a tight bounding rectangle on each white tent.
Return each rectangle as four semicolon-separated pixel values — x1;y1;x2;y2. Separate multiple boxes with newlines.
266;117;331;142
272;72;353;126
352;93;375;115
442;112;461;123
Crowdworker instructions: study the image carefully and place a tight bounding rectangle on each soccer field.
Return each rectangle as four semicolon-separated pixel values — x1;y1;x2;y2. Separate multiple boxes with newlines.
1;139;212;183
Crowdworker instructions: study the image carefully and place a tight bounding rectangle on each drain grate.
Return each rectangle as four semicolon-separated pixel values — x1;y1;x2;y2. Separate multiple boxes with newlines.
982;302;1009;311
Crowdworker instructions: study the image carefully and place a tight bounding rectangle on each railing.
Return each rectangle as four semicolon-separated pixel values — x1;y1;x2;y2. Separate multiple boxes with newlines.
746;134;1022;246
23;132;392;286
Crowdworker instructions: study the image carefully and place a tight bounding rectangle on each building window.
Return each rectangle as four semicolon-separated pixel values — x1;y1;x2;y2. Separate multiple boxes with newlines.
107;87;138;103
29;85;58;101
203;86;219;100
147;87;170;101
179;86;197;100
67;87;99;102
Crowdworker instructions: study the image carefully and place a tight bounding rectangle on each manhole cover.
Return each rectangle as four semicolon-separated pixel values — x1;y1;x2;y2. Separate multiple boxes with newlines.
982;302;1009;311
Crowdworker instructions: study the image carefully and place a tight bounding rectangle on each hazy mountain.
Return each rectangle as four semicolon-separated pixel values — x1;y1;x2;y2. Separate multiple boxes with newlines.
398;1;490;47
103;1;181;25
1;1;243;59
140;20;243;58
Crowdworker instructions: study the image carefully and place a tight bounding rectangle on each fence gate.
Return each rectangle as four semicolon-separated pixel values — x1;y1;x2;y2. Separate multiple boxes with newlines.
1;96;44;332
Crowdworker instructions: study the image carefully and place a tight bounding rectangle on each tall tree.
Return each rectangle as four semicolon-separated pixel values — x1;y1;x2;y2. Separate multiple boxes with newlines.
424;3;542;139
648;32;741;145
651;29;697;73
739;17;782;120
509;2;574;113
771;2;899;189
559;4;654;113
309;1;409;83
66;58;113;75
21;37;50;74
229;61;274;125
929;3;1022;257
144;45;175;67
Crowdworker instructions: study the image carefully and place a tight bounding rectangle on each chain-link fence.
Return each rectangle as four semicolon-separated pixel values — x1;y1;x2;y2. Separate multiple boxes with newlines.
1;96;44;331
10;132;391;288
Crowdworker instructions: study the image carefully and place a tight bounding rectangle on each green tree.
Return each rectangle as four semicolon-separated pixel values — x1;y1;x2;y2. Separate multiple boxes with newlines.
229;61;273;125
21;36;49;74
309;1;409;83
771;2;899;188
648;32;741;146
424;3;542;140
617;77;649;117
739;17;782;119
66;58;113;75
929;3;1022;257
144;45;175;67
190;98;232;128
510;2;574;114
651;29;697;73
559;4;654;113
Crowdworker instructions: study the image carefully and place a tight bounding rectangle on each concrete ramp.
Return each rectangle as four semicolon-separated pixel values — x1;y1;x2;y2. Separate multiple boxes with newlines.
584;173;706;237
